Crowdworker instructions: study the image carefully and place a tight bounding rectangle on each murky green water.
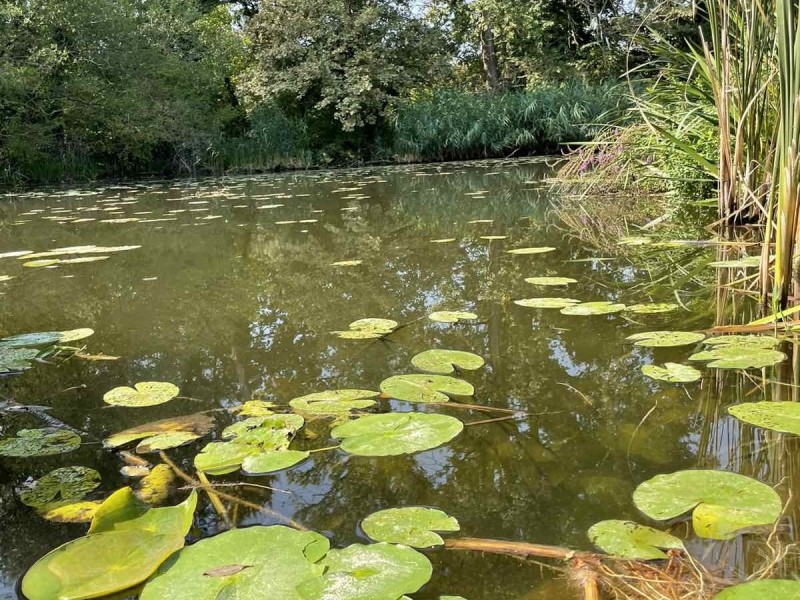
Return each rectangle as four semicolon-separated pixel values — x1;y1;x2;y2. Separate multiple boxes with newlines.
0;159;792;599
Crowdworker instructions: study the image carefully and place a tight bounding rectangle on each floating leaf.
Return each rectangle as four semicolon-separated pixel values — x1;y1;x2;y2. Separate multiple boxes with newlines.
333;318;397;339
1;331;62;347
411;350;484;375
506;247;556;255
136;464;175;505
641;363;702;383
713;580;800;599
626;331;706;347
141;526;329;600
703;335;780;348
524;277;576;286
380;374;474;403
728;402;800;436
56;328;95;344
332;413;463;456
625;303;679;314
23;259;61;268
361;507;460;547
633;470;781;540
514;297;580;309
0;250;32;258
0;275;14;282
330;260;363;267
41;501;101;523
242;450;311;475
297;543;432;600
104;413;215;453
689;346;786;369
0;428;80;457
0;346;39;372
428;311;477;323
103;381;180;407
587;520;683;560
19;466;100;509
560;301;626;315
289;389;379;415
233;400;276;417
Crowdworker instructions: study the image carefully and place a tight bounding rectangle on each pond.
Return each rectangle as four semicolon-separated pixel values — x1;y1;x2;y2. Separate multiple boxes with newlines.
0;158;794;600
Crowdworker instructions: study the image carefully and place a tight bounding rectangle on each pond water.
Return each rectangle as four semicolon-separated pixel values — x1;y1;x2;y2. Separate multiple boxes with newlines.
0;158;793;599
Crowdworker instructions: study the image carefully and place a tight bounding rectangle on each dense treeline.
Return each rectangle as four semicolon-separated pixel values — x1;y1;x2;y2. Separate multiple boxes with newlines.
0;0;694;184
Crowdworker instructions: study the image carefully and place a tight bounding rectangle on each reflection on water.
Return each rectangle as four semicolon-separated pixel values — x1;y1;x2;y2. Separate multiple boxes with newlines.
0;158;795;599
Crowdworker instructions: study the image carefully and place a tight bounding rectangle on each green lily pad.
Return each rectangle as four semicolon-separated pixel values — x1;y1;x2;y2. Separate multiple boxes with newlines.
0;345;39;372
361;507;460;547
297;543;432;600
19;467;101;509
233;400;276;417
713;580;800;599
514;297;580;309
104;413;215;453
410;350;484;375
242;450;311;474
728;402;800;436
21;489;196;600
380;374;474;403
428;311;478;323
703;335;780;348
689;346;786;369
626;331;706;347
333;318;398;339
103;381;180;407
141;526;329;600
633;470;782;540
289;389;379;415
506;247;556;255
0;428;81;457
587;520;683;560
560;301;626;315
332;413;463;456
641;363;702;383
524;277;577;286
625;303;679;314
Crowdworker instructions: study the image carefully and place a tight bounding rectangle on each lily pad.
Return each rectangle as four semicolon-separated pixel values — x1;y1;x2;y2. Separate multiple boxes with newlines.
333;318;397;340
103;381;180;407
233;400;276;417
506;247;556;255
136;464;175;505
104;413;215;453
560;301;626;315
242;450;311;474
428;311;478;323
524;277;576;286
0;428;80;457
587;520;683;560
289;389;379;415
380;374;474;403
625;303;679;314
361;507;460;547
1;332;62;347
41;501;102;523
297;543;432;600
332;413;463;456
56;328;95;344
514;297;580;309
0;346;39;372
728;402;800;436
411;350;485;375
633;470;782;540
713;580;800;599
689;346;786;369
703;335;780;348
626;331;706;347
141;526;329;600
641;363;702;383
21;489;196;600
19;467;101;509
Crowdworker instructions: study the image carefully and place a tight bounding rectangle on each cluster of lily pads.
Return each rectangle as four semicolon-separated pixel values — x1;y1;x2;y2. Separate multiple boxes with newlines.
0;328;96;374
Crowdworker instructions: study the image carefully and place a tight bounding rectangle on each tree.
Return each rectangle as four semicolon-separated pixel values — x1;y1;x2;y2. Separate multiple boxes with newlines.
243;0;450;134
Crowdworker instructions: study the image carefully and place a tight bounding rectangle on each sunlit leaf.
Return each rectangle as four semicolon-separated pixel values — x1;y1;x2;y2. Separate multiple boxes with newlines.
524;277;576;286
332;413;463;456
428;311;477;323
289;389;379;415
0;428;80;457
513;297;580;309
633;470;781;540
1;332;62;347
410;350;484;374
104;413;215;453
19;466;100;509
330;260;363;267
41;501;101;523
103;381;180;407
703;335;780;348
707;256;760;268
233;400;276;417
560;301;626;315
380;374;474;403
136;464;175;505
625;303;679;314
332;318;398;339
641;363;702;383
626;331;706;347
297;543;432;600
361;507;460;547
713;580;800;599
0;346;39;372
505;247;555;255
689;346;786;369
728;402;800;436
587;520;683;560
242;450;311;475
430;238;456;243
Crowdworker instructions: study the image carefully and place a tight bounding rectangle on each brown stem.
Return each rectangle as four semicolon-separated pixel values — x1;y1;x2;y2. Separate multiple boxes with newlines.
444;537;592;560
197;470;232;528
